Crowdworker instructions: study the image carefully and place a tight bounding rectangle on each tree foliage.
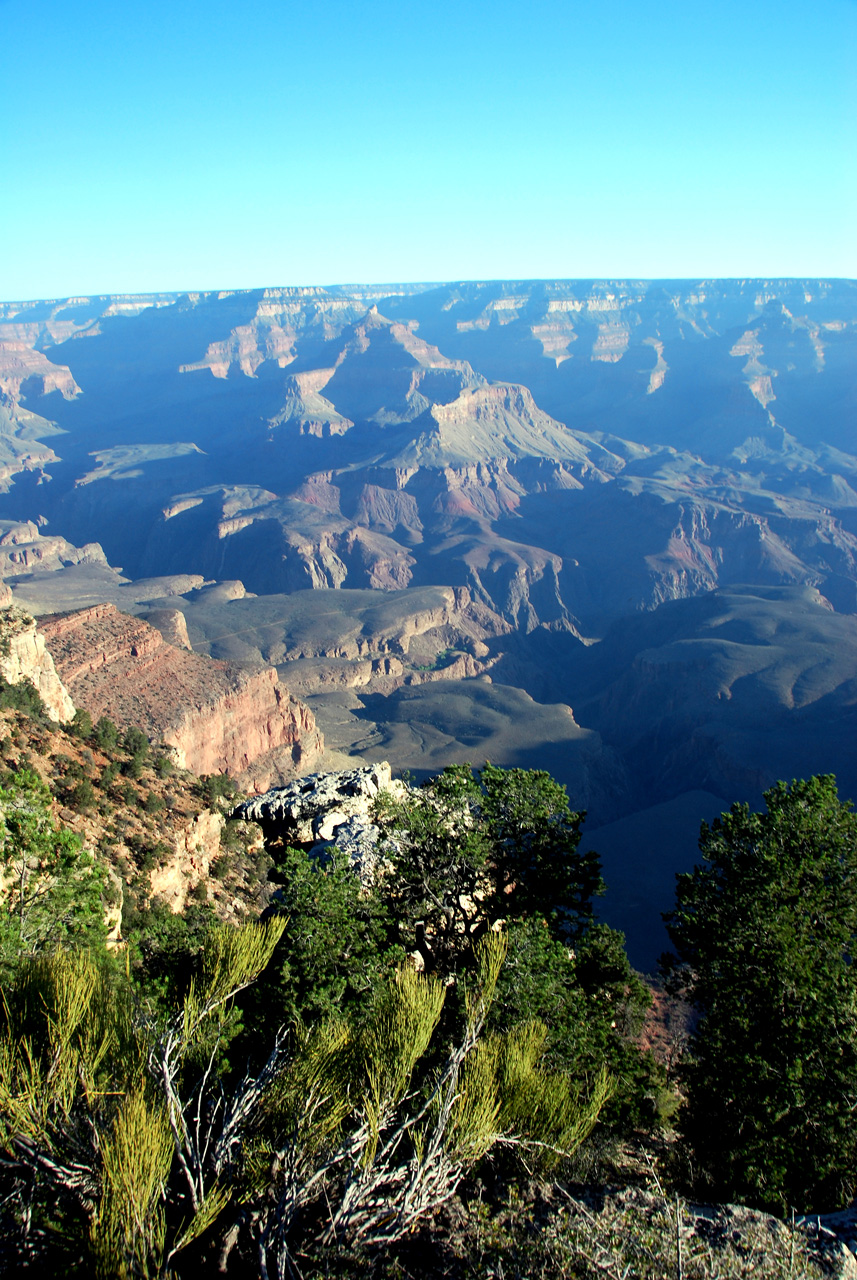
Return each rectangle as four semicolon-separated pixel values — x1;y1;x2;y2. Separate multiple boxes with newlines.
490;918;657;1128
0;675;53;726
369;764;653;1125
373;763;603;976
0;752;656;1273
663;774;857;1213
0;767;106;970
250;844;399;1033
92;716;120;751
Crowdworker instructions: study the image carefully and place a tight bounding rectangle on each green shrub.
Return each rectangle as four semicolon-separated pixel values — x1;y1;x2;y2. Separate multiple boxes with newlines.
198;772;238;808
122;753;145;779
99;761;119;788
154;752;174;778
374;763;603;976
210;850;235;879
121;726;150;780
0;927;611;1277
65;776;97;813
0;675;51;726
220;817;245;852
252;844;398;1032
92;716;119;750
69;708;92;739
121;725;150;758
143;790;165;814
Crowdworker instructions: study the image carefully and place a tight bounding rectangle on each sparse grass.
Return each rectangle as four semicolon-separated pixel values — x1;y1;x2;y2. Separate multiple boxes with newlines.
529;1186;831;1280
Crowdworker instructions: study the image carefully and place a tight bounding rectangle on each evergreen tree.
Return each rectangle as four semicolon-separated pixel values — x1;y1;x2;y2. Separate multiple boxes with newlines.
374;763;603;975
664;775;857;1213
0;768;106;970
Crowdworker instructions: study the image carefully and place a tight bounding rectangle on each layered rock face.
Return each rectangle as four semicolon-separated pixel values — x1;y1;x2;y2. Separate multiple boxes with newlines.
38;603;322;789
168;582;510;709
0;605;76;723
4;282;856;633
3;283;855;964
0;520;109;578
147;808;226;914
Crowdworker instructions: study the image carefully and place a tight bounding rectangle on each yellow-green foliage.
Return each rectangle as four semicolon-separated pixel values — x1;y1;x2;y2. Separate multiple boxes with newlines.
439;932;612;1169
0;922;286;1277
252;931;613;1264
258;961;448;1185
359;964;446;1164
256;1017;354;1180
0;921;614;1273
493;1021;614;1162
0;950;141;1148
464;928;506;1032
90;1089;173;1280
183;916;287;1042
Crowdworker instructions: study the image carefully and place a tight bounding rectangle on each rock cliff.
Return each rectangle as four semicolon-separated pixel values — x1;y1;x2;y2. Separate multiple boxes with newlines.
0;605;76;723
38;603;323;789
147;808;226;914
0;520;109;578
0;694;271;933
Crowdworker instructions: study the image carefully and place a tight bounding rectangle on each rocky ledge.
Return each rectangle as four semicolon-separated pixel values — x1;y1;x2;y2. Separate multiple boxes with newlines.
38;603;323;790
236;761;406;874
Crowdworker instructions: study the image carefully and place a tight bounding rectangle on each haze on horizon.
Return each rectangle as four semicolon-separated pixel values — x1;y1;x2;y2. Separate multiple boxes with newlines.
3;0;856;301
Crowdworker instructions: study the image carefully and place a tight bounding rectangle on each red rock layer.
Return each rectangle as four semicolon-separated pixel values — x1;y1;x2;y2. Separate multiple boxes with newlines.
39;603;323;790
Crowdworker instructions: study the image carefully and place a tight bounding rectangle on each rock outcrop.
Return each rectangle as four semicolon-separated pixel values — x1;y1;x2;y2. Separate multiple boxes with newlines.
236;761;405;875
0;605;76;723
38;603;323;789
0;520;109;578
141;607;192;651
147;808;226;914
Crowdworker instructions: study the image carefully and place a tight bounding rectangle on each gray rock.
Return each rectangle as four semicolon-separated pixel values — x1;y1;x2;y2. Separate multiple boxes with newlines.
234;761;407;877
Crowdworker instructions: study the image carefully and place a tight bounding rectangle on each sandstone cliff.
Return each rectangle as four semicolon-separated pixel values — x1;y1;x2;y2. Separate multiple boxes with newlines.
146;808;226;915
0;605;76;723
38;603;322;789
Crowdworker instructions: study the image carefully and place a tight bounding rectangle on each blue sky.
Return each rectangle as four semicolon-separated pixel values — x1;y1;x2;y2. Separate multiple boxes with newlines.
3;0;855;298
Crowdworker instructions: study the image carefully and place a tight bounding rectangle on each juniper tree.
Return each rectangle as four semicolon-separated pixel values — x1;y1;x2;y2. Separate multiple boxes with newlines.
373;763;603;976
663;775;857;1213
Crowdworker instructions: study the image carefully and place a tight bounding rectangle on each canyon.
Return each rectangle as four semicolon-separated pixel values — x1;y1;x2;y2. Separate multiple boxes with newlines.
1;278;855;965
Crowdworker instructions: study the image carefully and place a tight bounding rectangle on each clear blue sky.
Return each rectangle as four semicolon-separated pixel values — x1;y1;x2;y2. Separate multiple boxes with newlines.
3;0;855;299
